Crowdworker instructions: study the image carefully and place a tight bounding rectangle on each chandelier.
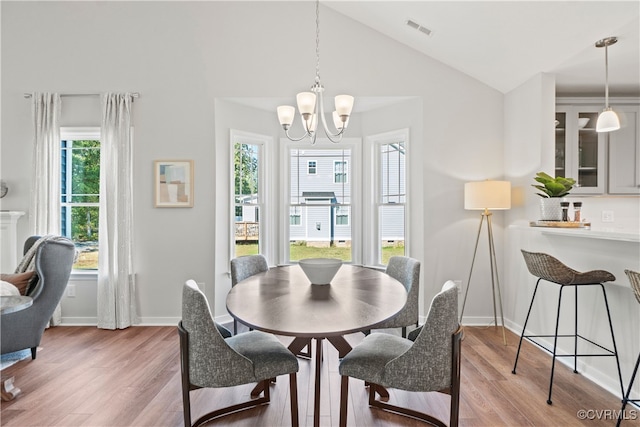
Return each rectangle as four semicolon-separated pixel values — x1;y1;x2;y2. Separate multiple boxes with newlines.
595;36;620;133
277;0;354;144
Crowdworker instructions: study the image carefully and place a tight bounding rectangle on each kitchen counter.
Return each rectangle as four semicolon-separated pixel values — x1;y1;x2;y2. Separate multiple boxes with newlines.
520;225;640;243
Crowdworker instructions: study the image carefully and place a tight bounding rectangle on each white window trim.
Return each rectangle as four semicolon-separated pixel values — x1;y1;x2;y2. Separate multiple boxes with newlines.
364;128;410;267
230;130;271;261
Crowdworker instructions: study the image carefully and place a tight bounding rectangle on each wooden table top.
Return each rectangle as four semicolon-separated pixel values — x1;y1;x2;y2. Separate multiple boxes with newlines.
226;264;407;338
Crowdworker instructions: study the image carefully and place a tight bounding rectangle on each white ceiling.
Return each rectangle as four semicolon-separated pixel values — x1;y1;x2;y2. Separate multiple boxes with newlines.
325;1;640;96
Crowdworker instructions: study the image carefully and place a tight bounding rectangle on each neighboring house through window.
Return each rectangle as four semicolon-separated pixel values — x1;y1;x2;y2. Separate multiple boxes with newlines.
307;160;317;175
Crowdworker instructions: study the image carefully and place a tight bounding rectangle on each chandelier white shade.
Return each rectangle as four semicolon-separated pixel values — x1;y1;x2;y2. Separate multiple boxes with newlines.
276;0;354;144
595;37;620;133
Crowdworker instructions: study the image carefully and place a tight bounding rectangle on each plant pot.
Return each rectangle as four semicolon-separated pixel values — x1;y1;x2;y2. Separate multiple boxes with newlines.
539;198;564;221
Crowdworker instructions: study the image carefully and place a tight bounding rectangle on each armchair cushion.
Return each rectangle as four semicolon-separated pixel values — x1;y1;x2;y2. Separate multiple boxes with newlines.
1;271;36;295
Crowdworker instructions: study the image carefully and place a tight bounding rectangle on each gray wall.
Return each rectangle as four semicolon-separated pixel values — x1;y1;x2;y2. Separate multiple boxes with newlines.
0;0;505;325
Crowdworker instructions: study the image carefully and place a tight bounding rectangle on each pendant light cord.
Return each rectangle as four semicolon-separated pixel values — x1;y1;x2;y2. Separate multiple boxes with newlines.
604;44;610;108
315;0;321;84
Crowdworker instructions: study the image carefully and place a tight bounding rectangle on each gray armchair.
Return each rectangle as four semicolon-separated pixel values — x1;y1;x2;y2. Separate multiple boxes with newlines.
366;256;421;338
230;254;268;334
179;280;299;427
339;280;462;427
1;236;75;359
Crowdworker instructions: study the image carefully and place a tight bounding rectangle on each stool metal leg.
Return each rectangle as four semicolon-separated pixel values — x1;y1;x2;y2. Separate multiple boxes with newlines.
574;285;579;373
547;285;566;405
617;352;640;427
512;278;542;374
599;283;625;399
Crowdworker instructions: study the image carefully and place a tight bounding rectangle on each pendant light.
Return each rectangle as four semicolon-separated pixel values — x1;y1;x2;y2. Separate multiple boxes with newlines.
595;37;620;133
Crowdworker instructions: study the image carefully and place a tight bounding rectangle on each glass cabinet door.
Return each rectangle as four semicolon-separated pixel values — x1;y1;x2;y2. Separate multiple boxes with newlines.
555;105;605;194
555;112;566;178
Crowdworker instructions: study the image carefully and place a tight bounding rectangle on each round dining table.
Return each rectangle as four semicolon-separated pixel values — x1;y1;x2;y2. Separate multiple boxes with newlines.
226;264;407;427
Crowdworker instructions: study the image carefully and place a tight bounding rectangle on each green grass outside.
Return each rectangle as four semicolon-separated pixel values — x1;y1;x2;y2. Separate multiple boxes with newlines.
235;243;404;265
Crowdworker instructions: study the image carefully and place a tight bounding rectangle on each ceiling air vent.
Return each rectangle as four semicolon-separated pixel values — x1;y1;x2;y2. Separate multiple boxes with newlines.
406;19;432;37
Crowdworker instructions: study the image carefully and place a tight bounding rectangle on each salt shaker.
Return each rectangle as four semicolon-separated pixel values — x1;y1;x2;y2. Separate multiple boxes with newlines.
573;202;582;222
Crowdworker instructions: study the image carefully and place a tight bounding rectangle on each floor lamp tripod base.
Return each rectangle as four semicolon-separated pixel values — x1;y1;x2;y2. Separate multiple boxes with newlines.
460;210;507;346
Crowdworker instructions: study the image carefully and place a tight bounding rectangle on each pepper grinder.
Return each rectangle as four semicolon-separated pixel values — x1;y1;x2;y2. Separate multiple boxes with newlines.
561;201;570;221
573;202;582;222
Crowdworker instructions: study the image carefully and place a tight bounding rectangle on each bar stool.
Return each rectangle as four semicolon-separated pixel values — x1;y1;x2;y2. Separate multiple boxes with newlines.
617;269;640;426
512;250;624;405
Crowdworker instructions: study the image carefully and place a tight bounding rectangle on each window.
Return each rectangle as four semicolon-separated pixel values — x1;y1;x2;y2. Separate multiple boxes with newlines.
290;206;301;225
232;131;267;258
336;206;349;225
60;127;101;270
372;130;407;265
307;160;317;175
288;146;353;262
334;160;348;183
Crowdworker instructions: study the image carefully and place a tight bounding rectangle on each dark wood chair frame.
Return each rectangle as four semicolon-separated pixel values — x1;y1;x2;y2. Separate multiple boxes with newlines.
178;322;299;427
339;326;463;427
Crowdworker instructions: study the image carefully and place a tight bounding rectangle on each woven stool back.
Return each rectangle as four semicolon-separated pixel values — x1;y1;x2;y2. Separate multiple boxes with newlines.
625;270;640;305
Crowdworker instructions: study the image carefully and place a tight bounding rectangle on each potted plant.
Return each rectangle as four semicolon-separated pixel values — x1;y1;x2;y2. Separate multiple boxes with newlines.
532;172;576;220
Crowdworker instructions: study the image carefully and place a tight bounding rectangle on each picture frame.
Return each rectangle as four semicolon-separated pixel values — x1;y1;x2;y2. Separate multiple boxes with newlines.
154;160;194;208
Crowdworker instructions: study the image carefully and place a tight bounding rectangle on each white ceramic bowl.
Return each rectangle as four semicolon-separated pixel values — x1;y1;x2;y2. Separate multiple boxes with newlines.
578;118;590;129
298;258;342;285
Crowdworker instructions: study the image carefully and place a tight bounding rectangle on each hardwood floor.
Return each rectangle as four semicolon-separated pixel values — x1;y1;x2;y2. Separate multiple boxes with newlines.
0;325;631;426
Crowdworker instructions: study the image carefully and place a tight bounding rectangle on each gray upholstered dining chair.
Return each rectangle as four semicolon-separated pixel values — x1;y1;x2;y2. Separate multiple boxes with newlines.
365;256;420;338
1;236;75;359
179;280;299;427
339;280;462;427
230;254;269;334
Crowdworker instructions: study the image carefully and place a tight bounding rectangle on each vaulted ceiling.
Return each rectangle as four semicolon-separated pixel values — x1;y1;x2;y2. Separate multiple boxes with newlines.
325;1;640;96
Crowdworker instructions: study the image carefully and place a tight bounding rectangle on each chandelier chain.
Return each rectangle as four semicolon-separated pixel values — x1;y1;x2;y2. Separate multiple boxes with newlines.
315;0;321;84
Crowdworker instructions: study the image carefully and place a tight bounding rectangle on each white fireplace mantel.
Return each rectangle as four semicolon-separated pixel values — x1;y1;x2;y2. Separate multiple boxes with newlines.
1;211;26;271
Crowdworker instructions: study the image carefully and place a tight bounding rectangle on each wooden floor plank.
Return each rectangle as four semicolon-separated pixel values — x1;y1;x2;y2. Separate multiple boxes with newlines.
0;325;629;426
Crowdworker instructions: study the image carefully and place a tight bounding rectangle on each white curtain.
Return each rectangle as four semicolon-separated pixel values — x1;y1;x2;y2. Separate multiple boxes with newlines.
97;93;138;329
30;93;61;235
30;93;62;326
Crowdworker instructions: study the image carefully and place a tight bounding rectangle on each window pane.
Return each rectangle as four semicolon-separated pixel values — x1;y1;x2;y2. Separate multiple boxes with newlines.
234;143;259;204
61;136;101;270
233;142;261;257
235;206;260;256
379;204;405;264
380;142;405;203
289;148;352;262
68;205;100;270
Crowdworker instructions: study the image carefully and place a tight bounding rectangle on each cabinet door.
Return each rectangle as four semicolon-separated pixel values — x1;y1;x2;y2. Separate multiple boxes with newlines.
556;106;605;194
608;105;640;194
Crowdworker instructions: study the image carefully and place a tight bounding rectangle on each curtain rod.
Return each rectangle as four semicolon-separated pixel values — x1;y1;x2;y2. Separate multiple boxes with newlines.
23;92;140;99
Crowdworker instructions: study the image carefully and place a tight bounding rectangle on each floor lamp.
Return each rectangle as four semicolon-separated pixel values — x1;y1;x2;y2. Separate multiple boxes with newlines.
460;180;511;345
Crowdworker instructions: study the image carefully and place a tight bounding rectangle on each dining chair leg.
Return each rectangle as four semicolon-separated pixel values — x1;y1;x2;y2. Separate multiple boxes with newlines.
339;376;349;427
289;373;299;427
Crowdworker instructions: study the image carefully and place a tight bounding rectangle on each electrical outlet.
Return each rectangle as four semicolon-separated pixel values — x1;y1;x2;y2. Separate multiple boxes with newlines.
67;284;76;298
602;210;614;223
453;280;462;293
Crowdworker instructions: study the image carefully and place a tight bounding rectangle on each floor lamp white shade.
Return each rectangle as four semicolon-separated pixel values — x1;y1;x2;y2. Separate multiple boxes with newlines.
461;179;511;345
464;180;511;211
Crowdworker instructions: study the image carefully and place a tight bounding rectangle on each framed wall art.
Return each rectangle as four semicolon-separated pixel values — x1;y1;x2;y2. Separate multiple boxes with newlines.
154;160;194;208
